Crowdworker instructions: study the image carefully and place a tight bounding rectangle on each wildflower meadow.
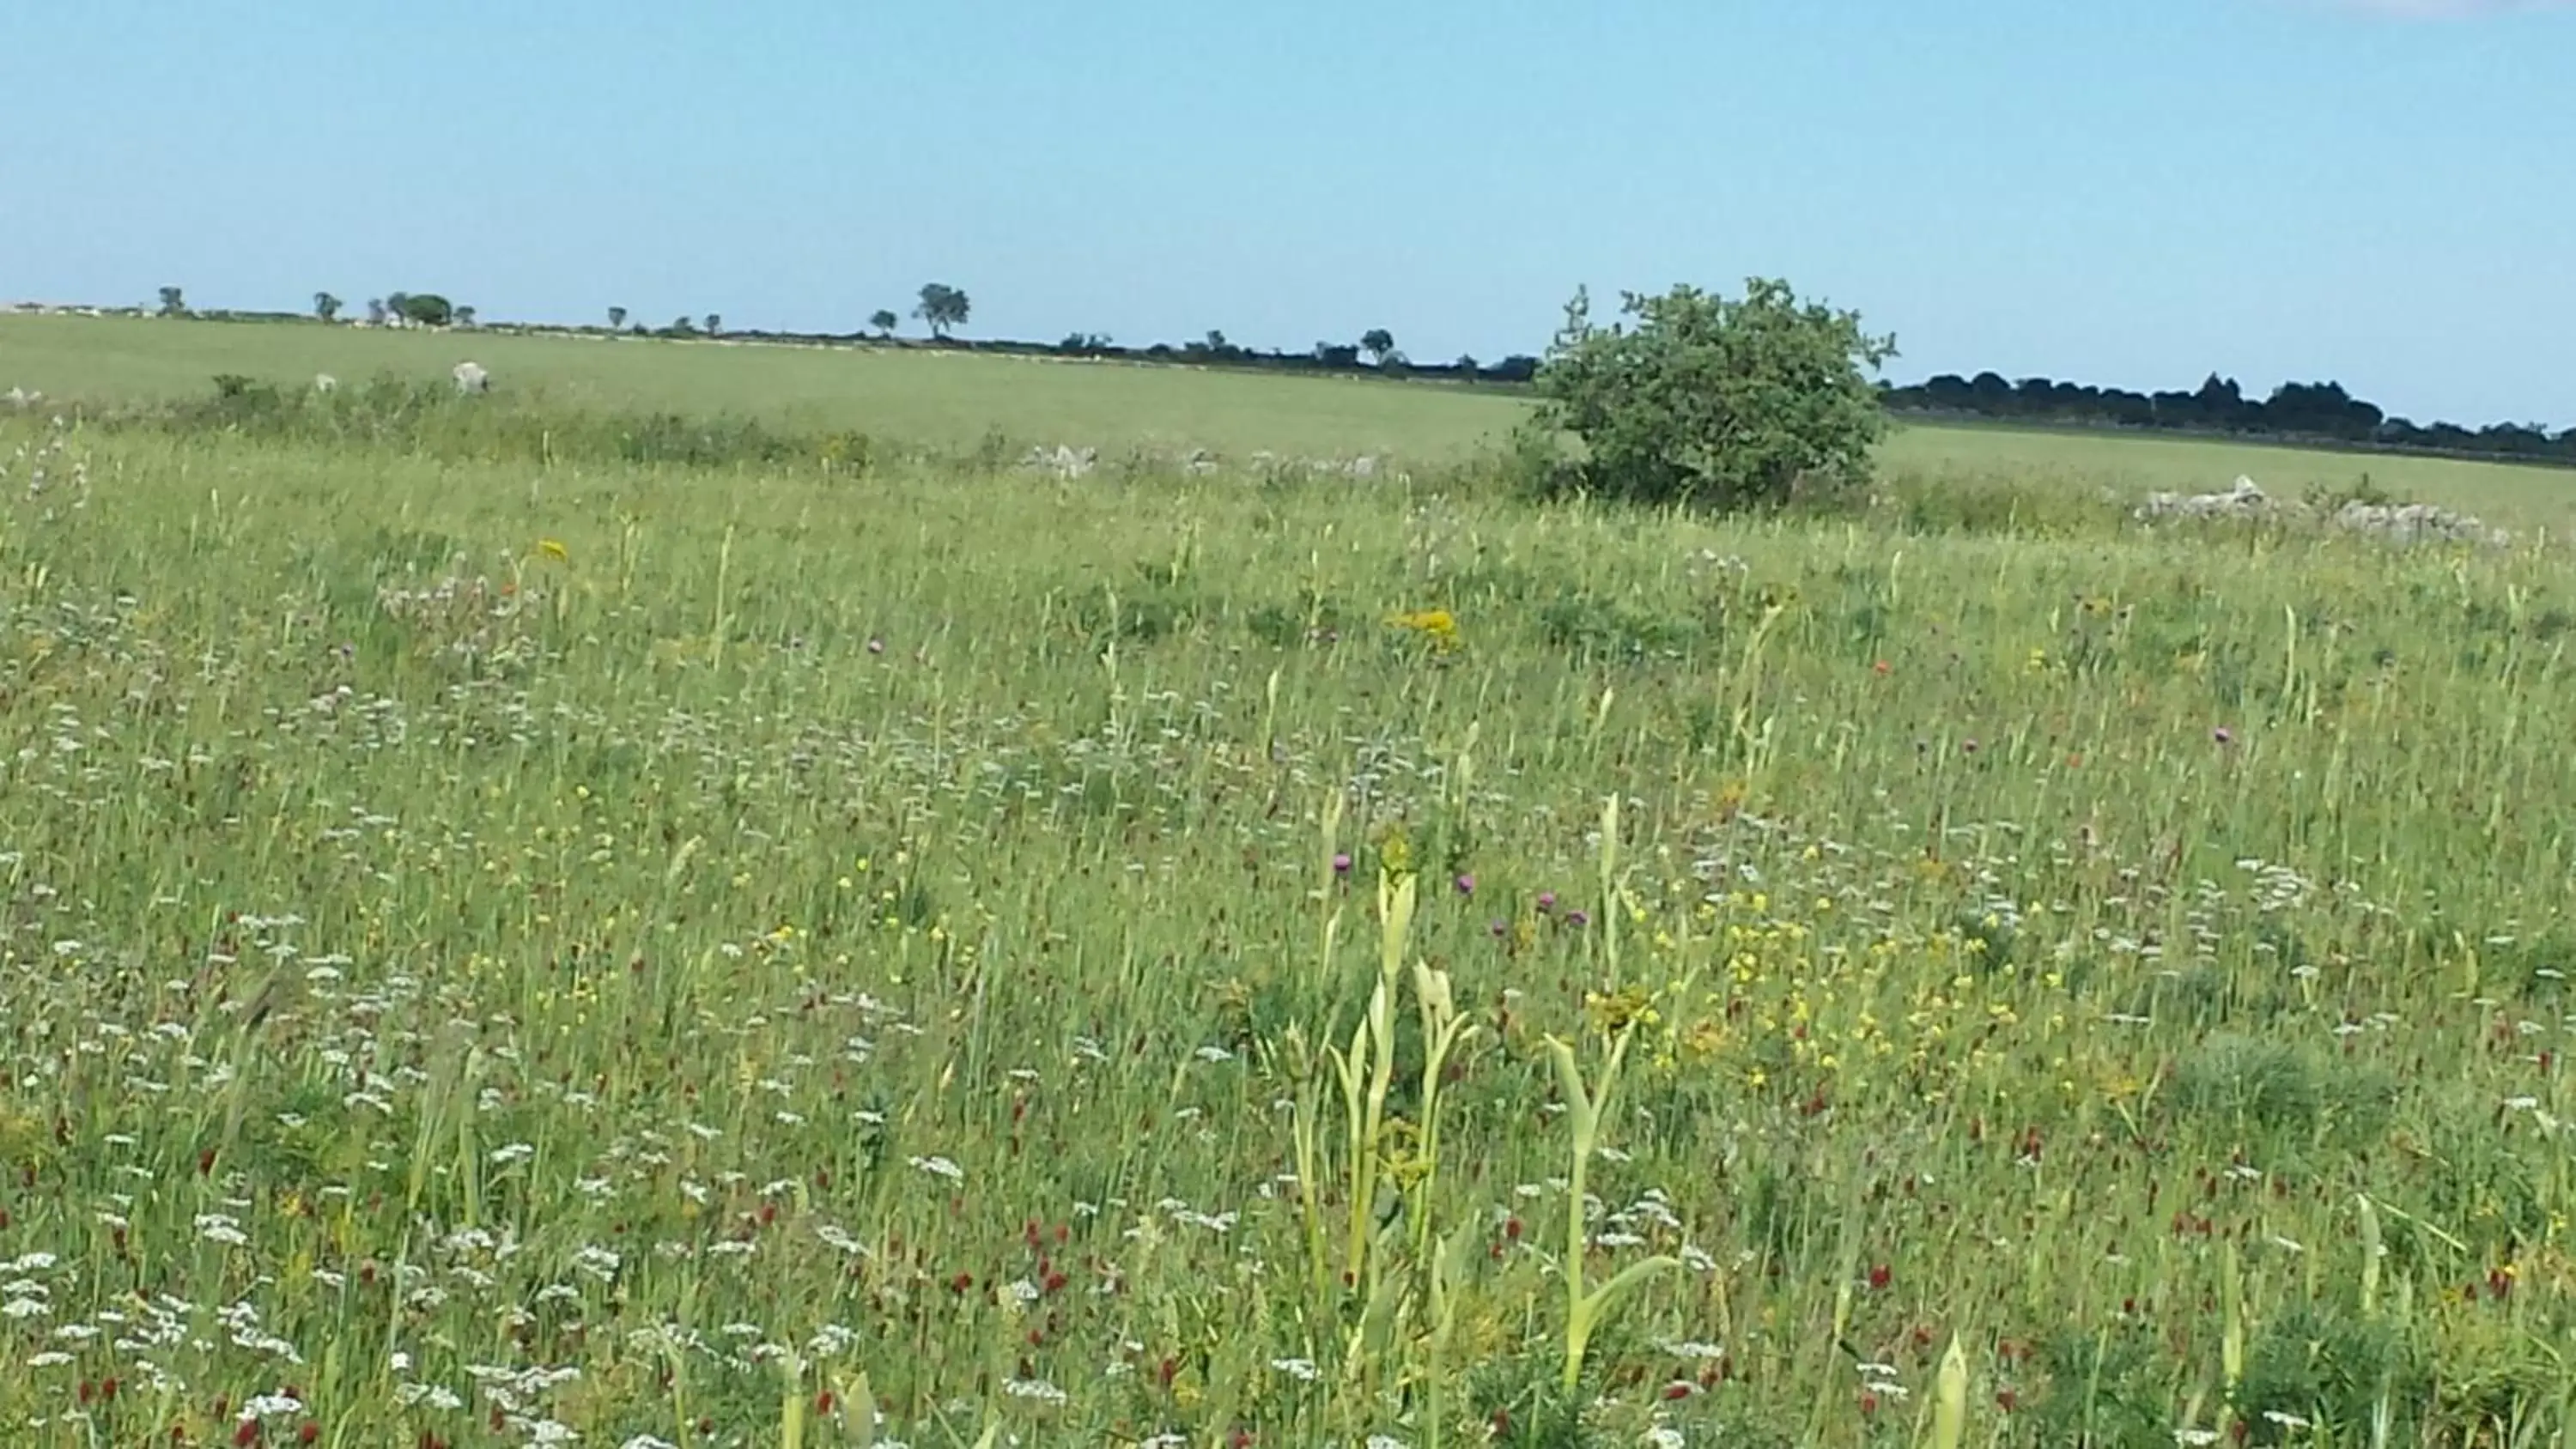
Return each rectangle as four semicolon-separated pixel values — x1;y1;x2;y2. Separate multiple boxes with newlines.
4;388;2575;1447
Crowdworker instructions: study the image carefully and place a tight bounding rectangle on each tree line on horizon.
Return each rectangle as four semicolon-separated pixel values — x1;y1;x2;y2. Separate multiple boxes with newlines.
1878;369;2573;465
107;282;2576;468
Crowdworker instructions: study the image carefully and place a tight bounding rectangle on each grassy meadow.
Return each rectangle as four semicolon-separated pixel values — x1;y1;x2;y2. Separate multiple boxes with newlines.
5;311;2569;531
5;321;2576;1446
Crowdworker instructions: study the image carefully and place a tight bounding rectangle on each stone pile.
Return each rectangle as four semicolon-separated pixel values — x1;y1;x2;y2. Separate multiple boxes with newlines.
1018;445;1399;482
2135;474;2509;548
2134;475;2275;521
1024;445;1097;478
2331;499;2509;548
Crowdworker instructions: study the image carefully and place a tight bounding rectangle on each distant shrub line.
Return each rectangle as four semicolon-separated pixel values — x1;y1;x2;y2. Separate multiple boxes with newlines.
112;373;879;474
83;373;1455;484
1879;373;2576;469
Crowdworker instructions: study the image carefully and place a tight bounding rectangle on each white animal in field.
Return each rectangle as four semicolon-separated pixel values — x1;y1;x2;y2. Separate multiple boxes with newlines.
313;373;337;393
452;361;490;395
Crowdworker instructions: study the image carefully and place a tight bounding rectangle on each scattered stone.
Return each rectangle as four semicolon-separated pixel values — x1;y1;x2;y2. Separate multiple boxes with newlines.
2134;475;2273;521
2135;474;2510;548
1023;444;1097;479
2332;500;2509;548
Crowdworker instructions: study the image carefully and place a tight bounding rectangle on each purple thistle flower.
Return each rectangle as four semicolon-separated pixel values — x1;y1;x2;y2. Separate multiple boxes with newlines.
1565;908;1590;929
2213;726;2235;745
866;637;885;654
1455;873;1475;897
1536;891;1557;914
1490;918;1509;938
1332;852;1352;876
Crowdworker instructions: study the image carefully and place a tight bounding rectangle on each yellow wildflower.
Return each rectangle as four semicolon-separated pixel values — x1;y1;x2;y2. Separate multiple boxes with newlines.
1386;608;1462;654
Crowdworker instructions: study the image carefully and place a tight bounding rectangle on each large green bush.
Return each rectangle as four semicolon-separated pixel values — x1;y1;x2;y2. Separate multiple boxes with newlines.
1526;276;1895;511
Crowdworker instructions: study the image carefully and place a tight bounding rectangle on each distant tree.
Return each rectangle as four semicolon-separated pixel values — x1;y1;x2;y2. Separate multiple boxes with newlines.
870;308;900;337
455;305;477;328
1057;331;1112;354
1454;354;1479;379
1361;328;1396;365
386;292;410;324
914;283;969;339
390;293;453;327
1526;277;1896;511
2194;373;2250;430
608;306;628;330
1313;342;1361;368
2262;379;2381;440
671;316;696;335
365;297;387;325
313;292;343;322
703;312;722;336
2099;389;2155;427
157;286;186;317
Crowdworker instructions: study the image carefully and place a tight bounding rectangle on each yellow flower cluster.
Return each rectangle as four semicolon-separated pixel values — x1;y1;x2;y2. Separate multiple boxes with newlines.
1385;608;1461;655
1583;877;2041;1106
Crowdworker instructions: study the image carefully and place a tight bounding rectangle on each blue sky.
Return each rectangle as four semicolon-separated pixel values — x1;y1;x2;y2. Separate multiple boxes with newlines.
3;0;2569;427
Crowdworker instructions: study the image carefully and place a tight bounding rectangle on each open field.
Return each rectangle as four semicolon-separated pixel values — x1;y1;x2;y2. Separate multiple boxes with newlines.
8;312;2573;531
0;312;1526;462
6;336;2576;1446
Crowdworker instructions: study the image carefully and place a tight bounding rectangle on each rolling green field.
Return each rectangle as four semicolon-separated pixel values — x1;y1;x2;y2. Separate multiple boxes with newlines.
5;325;2576;1447
6;312;2569;530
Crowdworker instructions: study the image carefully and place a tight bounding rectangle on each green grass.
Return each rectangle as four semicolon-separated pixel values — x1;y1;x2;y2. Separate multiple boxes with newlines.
0;311;1525;460
5;344;2576;1446
9;312;2571;530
